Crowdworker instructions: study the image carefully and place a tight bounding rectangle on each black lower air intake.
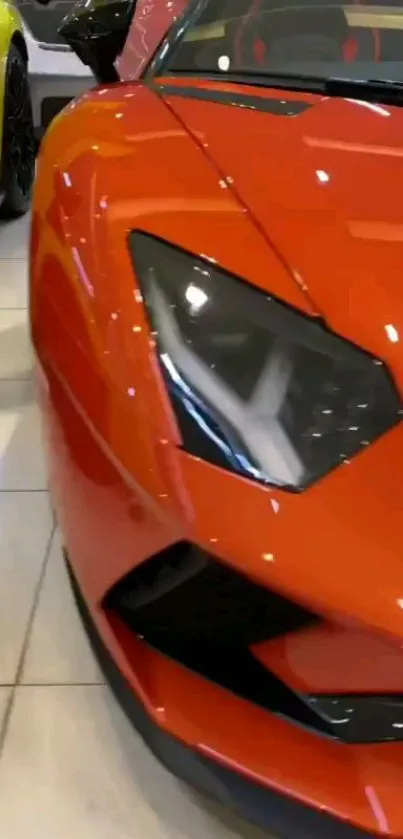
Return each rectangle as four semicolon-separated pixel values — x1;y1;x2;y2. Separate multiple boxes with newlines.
104;542;314;646
104;542;331;734
105;542;403;744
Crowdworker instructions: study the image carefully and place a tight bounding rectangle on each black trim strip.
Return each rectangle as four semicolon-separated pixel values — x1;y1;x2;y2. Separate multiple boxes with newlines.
147;0;210;79
157;83;312;115
65;551;377;839
309;694;403;744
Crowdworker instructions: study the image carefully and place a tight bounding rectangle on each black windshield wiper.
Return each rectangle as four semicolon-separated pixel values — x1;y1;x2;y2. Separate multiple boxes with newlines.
167;69;328;93
167;70;403;105
324;77;403;104
215;73;403;105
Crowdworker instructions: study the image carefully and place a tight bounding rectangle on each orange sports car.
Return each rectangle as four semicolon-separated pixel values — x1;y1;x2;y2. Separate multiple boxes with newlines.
30;0;403;836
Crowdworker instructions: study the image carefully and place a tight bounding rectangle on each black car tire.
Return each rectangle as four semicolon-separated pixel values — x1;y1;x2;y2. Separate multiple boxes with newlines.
0;44;35;218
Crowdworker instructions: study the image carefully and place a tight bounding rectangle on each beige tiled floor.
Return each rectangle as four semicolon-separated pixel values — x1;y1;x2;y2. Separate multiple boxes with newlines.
0;215;267;839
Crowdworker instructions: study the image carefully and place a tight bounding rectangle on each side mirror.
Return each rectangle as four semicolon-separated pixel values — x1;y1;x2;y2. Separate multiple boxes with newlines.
57;0;137;84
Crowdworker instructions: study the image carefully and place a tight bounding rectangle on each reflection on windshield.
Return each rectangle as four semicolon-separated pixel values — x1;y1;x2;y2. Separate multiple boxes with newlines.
164;1;403;84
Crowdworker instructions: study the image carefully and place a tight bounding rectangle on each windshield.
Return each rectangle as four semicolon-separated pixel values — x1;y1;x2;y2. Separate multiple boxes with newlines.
163;1;403;84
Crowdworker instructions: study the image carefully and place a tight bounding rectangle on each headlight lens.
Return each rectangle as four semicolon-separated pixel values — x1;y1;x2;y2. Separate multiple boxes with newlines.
130;232;401;491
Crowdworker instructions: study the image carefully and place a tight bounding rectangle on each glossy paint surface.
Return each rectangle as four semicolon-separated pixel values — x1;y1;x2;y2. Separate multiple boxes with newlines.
162;76;403;375
30;71;403;837
254;623;403;695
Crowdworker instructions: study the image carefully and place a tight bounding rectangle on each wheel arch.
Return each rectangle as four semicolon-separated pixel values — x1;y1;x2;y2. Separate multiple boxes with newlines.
0;6;26;163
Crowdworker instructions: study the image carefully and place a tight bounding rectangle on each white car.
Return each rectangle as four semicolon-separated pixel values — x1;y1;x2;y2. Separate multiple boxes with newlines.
16;0;93;137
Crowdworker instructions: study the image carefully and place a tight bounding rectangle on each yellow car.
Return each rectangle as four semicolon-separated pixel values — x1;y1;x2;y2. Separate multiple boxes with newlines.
0;0;34;217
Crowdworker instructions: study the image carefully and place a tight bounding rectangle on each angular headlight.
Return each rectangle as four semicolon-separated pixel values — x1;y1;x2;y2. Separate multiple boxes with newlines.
130;232;401;491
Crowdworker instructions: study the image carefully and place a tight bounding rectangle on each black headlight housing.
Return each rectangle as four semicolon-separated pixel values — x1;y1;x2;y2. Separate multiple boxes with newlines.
130;232;401;491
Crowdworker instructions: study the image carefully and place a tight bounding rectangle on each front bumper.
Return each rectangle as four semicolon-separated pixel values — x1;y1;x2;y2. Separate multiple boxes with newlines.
68;553;374;839
37;354;403;839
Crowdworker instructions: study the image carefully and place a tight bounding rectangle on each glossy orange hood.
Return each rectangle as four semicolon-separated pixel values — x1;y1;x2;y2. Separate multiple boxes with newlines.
162;80;403;385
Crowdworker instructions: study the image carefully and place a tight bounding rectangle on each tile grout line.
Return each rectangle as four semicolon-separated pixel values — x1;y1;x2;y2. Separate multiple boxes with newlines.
0;517;56;759
15;518;57;686
0;489;49;494
16;682;106;688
